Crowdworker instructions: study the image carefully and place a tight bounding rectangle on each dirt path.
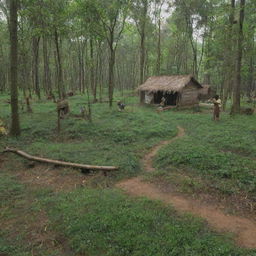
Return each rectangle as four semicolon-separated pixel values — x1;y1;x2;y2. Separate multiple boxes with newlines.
116;126;256;249
142;126;185;172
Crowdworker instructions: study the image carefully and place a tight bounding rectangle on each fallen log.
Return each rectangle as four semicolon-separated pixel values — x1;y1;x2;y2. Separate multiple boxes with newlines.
3;147;118;171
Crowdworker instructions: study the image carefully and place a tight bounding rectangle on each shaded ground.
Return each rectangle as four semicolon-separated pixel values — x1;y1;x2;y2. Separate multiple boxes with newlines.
0;155;87;256
116;127;256;249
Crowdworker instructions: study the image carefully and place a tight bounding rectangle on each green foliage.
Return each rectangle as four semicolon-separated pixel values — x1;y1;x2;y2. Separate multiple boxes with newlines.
156;137;256;193
154;110;256;195
46;188;251;256
0;94;177;180
1;93;256;255
75;0;130;44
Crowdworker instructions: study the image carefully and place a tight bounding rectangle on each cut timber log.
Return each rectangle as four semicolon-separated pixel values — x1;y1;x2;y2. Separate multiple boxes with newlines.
3;147;118;171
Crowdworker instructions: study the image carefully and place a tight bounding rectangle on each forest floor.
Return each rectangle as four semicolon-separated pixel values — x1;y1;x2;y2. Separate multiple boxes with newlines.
0;92;256;256
116;126;256;249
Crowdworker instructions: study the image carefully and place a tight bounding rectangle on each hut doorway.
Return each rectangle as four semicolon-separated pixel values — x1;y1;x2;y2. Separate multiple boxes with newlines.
165;92;178;106
154;91;178;106
154;91;164;104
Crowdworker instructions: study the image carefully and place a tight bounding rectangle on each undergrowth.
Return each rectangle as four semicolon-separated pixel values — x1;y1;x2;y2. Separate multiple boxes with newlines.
45;188;253;256
1;92;256;255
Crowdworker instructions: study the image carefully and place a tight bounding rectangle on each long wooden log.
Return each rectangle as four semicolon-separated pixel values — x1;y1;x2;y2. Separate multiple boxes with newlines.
3;147;118;171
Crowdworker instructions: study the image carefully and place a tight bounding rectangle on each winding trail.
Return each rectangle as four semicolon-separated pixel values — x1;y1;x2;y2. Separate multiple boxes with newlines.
142;126;185;172
116;126;256;249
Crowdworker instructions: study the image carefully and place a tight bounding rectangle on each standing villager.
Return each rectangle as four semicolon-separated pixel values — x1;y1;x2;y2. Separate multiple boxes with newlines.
212;95;221;121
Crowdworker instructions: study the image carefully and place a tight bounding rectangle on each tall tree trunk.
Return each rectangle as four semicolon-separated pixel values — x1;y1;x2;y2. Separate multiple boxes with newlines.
54;29;65;99
156;17;161;75
43;35;52;96
90;38;97;102
139;1;148;84
32;36;40;99
81;42;85;95
10;0;20;136
140;31;146;84
77;40;82;93
98;44;103;102
231;0;245;114
108;45;115;107
155;1;164;76
222;0;235;111
94;42;101;101
107;28;116;108
203;28;212;85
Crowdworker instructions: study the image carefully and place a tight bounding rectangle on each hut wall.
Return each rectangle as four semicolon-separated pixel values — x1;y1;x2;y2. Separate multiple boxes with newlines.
179;82;200;106
145;92;154;104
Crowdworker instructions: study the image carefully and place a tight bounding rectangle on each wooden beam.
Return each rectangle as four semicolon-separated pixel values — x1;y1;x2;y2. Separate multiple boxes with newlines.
3;147;118;171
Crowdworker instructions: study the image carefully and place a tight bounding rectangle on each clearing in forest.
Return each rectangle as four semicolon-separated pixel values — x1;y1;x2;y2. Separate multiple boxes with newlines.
1;94;256;255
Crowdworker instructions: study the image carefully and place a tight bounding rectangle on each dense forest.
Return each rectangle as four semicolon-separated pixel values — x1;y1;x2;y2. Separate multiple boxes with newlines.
1;1;256;115
1;1;256;255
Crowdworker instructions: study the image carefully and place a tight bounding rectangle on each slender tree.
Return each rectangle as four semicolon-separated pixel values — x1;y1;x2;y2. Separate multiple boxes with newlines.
231;0;246;114
222;0;236;111
9;0;21;136
131;0;150;84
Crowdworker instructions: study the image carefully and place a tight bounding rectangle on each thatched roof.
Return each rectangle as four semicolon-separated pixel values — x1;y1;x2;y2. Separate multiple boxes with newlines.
138;75;202;93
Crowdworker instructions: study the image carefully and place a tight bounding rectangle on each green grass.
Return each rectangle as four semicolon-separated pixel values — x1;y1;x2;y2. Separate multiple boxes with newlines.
46;188;252;256
154;111;256;196
0;173;31;256
0;94;177;180
1;92;256;255
1;92;256;196
1;170;254;256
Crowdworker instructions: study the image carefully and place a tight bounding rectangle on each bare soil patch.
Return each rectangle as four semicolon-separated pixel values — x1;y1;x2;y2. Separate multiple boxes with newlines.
2;200;74;255
150;171;256;219
0;155;89;255
1;155;91;192
15;164;88;192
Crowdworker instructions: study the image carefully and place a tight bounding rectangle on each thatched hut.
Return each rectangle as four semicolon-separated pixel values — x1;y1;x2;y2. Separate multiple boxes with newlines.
138;75;203;107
